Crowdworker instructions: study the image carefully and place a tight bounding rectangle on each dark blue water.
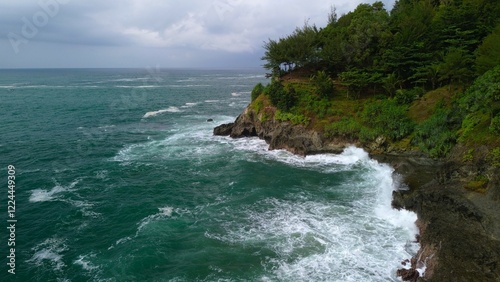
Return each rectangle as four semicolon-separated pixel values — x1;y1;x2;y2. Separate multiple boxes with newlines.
0;69;418;281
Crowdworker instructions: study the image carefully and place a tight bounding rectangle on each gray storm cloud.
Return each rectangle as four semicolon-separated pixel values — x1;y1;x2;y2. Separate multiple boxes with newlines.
1;0;395;68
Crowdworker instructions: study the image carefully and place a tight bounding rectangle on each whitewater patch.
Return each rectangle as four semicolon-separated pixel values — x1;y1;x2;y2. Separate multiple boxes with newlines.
226;137;374;172
137;206;175;233
115;85;161;89
181;102;198;108
74;253;99;272
231;91;250;97
29;178;101;218
110;206;178;249
29;179;81;202
143;107;182;118
27;237;68;272
113;115;236;163
206;141;419;280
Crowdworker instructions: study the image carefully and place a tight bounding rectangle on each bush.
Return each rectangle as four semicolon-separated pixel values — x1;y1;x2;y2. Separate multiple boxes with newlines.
311;71;334;99
275;110;310;125
395;87;424;105
324;118;361;138
265;80;297;112
413;108;458;158
251;83;265;101
465;175;489;193
361;99;414;140
490;115;500;134
488;147;500;167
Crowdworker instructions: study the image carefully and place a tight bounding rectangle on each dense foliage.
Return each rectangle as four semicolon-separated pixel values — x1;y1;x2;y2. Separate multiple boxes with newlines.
253;0;500;159
262;0;500;90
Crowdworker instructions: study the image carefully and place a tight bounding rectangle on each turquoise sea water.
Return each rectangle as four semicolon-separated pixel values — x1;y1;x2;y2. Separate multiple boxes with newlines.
1;69;418;281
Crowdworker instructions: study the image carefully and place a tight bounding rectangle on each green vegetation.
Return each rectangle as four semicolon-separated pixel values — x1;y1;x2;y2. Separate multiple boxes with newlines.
457;65;500;146
489;147;500;168
311;71;335;98
275;110;310;125
251;83;265;102
413;107;459;158
360;99;414;141
465;175;489;193
250;0;499;165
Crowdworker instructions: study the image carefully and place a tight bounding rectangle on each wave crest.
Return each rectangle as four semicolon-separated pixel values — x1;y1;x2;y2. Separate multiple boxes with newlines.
143;107;181;118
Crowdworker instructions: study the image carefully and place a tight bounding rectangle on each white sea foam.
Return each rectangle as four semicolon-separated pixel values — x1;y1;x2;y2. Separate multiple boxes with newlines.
28;237;68;271
74;253;99;271
110;206;177;250
202;144;419;281
66;199;101;218
113;115;237;163
204;100;220;103
95;170;109;180
29;179;80;202
170;84;211;88
137;206;175;232
107;111;417;280
115;85;161;89
181;102;198;108
143;107;182;118
29;178;101;218
110;77;151;82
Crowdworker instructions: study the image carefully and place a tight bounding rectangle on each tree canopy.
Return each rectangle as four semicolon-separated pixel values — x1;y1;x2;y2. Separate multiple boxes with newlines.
262;0;500;92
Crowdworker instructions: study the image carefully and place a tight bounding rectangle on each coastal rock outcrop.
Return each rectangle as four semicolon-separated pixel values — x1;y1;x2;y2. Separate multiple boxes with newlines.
214;107;351;155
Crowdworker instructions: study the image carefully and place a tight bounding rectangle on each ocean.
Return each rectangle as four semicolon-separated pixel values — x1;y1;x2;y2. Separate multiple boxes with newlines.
0;68;418;281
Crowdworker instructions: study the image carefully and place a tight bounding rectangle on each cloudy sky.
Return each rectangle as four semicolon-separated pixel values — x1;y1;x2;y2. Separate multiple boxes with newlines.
1;0;395;69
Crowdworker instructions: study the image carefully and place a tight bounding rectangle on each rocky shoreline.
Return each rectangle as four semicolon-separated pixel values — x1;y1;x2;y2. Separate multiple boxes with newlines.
214;106;500;281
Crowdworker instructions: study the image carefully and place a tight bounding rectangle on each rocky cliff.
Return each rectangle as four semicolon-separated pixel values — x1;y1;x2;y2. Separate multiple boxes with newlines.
214;105;500;282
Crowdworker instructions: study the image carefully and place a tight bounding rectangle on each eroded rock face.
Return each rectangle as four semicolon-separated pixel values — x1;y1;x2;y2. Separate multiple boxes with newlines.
214;107;349;155
213;122;235;136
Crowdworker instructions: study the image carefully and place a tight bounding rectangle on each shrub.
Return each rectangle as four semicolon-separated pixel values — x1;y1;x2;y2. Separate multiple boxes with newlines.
311;70;334;99
275;110;310;125
490;115;500;134
265;80;297;112
324;118;360;138
395;87;424;105
488;147;500;167
361;99;414;140
251;83;265;101
413;108;458;158
465;175;489;193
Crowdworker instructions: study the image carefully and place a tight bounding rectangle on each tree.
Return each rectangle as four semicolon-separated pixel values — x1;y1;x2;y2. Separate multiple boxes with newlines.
265;80;297;112
460;65;500;118
261;22;319;76
339;70;370;98
311;71;334;98
438;47;475;86
476;24;500;75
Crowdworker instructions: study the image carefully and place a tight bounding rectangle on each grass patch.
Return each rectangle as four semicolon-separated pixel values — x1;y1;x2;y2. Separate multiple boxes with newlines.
275;110;310;125
488;147;500;167
464;175;489;193
408;86;455;123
